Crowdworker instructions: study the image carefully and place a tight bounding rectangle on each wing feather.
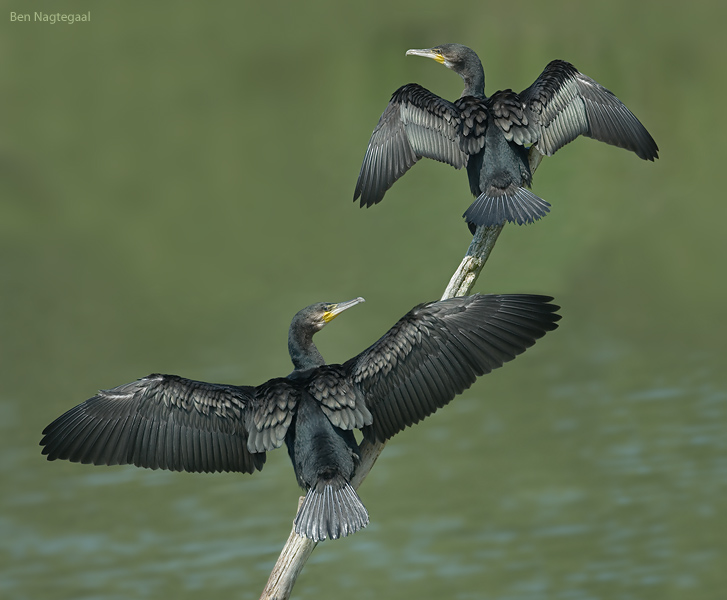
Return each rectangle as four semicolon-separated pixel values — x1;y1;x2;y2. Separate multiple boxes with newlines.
40;374;264;474
354;84;469;207
245;378;299;453
345;294;561;442
305;365;373;431
520;60;658;159
487;90;539;147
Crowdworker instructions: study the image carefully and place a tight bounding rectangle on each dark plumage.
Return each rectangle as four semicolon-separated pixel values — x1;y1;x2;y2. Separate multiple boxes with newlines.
41;294;561;541
354;43;659;228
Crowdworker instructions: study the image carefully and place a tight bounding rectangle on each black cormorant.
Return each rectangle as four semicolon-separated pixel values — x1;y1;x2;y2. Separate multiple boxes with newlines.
40;294;560;541
354;43;659;228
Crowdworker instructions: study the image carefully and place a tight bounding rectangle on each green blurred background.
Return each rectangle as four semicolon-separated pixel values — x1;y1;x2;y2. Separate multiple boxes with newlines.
2;0;725;598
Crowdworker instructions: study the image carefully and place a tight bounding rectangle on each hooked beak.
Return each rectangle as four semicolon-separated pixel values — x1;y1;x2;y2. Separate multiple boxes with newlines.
323;297;365;323
405;48;445;64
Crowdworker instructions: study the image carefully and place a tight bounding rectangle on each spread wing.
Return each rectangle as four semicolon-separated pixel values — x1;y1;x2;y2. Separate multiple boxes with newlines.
345;294;561;443
520;60;658;159
354;83;469;208
40;374;264;474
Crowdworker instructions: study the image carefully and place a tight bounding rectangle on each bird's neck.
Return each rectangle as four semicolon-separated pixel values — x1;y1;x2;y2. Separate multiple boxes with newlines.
288;329;325;371
460;65;485;98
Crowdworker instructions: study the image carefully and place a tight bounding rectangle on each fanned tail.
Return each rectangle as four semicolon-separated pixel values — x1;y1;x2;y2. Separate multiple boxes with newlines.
294;478;369;542
464;187;551;227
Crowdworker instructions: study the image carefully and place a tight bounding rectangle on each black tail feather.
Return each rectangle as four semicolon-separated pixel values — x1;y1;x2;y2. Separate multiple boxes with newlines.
294;479;369;542
464;187;550;228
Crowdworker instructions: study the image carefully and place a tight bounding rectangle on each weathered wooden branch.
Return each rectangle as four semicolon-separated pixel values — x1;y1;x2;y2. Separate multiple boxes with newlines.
259;224;505;600
440;225;504;301
258;498;318;600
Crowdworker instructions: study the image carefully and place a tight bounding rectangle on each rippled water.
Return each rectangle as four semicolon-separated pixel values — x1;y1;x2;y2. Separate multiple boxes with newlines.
2;1;726;599
4;344;725;599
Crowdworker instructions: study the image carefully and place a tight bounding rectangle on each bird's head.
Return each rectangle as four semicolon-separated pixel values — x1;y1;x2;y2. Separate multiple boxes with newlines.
406;44;485;97
288;297;366;371
291;297;366;336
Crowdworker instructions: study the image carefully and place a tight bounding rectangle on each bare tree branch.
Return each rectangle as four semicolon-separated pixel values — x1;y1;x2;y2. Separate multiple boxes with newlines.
441;225;504;300
259;224;505;600
259;498;318;600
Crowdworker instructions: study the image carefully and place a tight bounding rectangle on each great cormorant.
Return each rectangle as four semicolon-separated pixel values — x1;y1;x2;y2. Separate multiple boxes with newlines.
354;43;659;228
41;294;560;541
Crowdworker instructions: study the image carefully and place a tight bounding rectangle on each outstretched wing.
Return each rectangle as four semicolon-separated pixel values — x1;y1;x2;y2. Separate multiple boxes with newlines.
354;83;469;208
520;60;658;160
40;374;264;474
345;294;561;443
